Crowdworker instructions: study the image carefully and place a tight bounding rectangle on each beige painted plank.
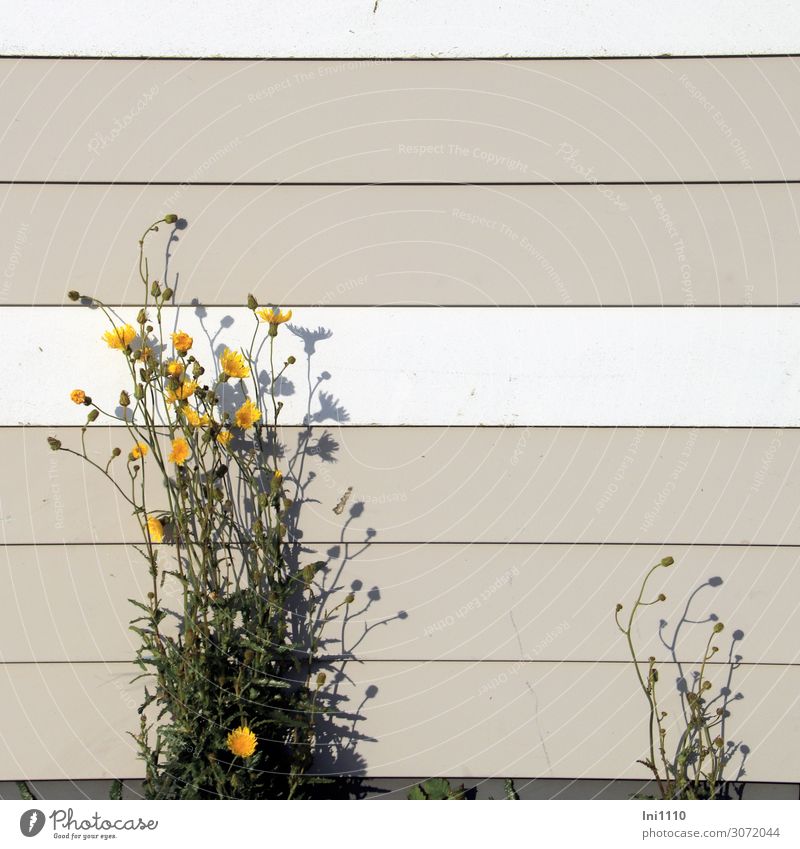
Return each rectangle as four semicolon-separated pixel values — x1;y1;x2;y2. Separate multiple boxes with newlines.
1;59;799;182
1;661;797;780
4;183;800;306
2;543;798;665
3;426;799;545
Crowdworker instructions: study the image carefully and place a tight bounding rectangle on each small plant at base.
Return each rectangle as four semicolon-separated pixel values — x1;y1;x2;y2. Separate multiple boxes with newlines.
407;778;467;800
615;556;731;800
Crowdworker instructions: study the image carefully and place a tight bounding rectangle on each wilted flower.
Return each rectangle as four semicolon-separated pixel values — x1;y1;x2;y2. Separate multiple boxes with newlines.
216;430;233;447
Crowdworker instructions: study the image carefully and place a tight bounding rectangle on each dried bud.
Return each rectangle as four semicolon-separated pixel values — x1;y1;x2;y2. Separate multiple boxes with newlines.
111;447;121;457
191;362;204;378
147;591;155;600
316;672;327;686
615;603;623;612
134;384;144;400
215;464;228;479
67;290;80;301
702;680;712;690
87;409;99;422
660;556;675;567
650;668;659;683
714;736;724;747
137;308;147;325
287;355;296;365
47;436;62;451
657;593;666;602
713;622;724;633
247;293;258;311
163;214;178;224
119;390;130;407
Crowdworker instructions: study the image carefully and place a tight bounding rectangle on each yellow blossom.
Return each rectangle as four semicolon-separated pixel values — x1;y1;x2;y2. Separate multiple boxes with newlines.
165;380;198;403
103;324;136;350
257;306;293;326
171;331;193;354
168;437;191;465
226;726;257;759
166;360;185;378
70;389;86;405
234;399;261;430
182;407;210;428
129;441;149;460
219;347;250;379
216;430;233;447
146;515;164;543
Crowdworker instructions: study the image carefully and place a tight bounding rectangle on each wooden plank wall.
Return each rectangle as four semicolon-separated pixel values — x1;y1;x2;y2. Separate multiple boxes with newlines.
1;57;800;784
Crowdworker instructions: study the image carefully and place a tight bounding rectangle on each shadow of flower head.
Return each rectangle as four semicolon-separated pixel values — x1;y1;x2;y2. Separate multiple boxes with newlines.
289;324;333;356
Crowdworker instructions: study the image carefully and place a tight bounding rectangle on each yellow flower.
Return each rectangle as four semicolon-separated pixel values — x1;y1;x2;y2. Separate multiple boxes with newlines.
146;515;164;543
165;380;198;403
166;360;185;378
103;324;136;350
129;441;149;460
216;430;233;447
234;399;261;430
171;331;193;354
219;347;250;379
168;437;191;465
226;726;257;759
181;407;210;428
257;306;293;326
70;389;86;405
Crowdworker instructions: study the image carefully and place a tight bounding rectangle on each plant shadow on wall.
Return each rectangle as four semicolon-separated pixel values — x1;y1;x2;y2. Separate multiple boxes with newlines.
616;557;748;800
44;216;406;800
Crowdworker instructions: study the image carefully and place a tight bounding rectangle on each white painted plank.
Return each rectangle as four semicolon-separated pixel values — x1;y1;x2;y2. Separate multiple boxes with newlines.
2;661;798;780
1;1;799;58
2;543;798;665
7;306;800;426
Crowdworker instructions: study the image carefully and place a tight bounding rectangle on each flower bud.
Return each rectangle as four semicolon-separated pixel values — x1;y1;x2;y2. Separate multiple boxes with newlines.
345;593;355;605
134;384;144;400
713;622;724;633
47;436;62;451
111;447;121;457
615;603;623;612
150;281;161;297
702;680;712;690
164;214;178;224
657;593;666;602
243;649;254;664
87;409;99;422
67;290;80;301
247;293;258;311
162;287;173;300
119;390;130;407
287;355;296;365
137;308;147;325
215;464;228;479
660;556;675;567
316;672;327;686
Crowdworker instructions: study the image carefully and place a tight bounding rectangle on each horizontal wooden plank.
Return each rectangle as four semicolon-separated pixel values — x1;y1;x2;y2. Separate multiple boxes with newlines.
6;307;800;426
1;59;799;181
1;661;798;780
5;183;800;306
4;2;799;59
3;426;799;546
2;544;798;665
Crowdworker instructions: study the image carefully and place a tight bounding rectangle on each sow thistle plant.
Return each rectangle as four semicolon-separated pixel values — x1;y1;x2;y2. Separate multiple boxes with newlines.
48;215;350;799
616;556;733;800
